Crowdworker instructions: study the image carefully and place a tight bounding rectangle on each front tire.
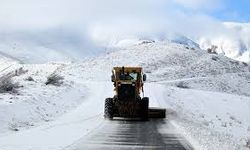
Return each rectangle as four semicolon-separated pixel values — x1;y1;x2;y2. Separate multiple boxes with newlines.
104;98;113;119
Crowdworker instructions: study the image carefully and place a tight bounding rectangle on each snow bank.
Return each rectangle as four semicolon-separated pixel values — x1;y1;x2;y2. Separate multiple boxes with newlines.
163;87;250;149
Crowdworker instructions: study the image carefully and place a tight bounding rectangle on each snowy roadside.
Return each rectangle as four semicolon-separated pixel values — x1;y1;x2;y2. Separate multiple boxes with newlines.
147;83;250;150
0;81;111;150
0;62;88;135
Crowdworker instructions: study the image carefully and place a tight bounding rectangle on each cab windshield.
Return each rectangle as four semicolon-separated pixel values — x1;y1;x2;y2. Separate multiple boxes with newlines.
119;72;138;81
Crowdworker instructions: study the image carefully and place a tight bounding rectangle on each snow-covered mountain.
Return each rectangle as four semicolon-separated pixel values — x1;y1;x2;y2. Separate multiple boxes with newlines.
0;22;250;64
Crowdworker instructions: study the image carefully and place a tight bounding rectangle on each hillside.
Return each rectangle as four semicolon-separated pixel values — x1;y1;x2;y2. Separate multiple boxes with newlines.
0;41;250;149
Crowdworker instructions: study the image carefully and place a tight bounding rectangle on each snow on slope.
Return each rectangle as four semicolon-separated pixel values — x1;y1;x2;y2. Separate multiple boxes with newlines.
0;41;250;149
0;62;87;136
64;40;250;96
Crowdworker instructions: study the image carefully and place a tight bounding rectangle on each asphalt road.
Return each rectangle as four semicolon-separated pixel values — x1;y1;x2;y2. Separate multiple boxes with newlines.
67;119;193;150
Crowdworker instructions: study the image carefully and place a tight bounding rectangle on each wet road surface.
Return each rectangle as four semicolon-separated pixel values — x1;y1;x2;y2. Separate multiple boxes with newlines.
67;119;193;150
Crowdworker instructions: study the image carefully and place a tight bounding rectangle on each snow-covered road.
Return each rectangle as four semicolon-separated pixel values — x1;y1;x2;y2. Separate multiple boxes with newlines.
0;81;192;150
67;119;192;150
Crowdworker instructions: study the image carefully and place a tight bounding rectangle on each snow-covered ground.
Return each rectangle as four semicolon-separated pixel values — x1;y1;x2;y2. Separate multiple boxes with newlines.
0;62;86;134
0;41;250;149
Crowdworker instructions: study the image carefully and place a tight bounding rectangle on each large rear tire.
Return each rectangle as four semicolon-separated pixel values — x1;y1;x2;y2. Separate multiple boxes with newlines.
141;97;149;121
104;98;113;119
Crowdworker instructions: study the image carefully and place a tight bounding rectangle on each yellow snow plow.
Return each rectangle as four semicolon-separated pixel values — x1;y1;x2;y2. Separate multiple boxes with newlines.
104;66;166;120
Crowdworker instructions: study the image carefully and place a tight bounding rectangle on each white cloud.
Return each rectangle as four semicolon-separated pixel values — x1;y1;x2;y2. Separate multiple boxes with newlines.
0;0;166;30
0;0;223;33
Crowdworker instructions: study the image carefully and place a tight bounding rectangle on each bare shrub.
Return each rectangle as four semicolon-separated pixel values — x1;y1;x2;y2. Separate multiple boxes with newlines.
45;74;64;86
0;78;20;94
246;138;250;149
176;81;189;89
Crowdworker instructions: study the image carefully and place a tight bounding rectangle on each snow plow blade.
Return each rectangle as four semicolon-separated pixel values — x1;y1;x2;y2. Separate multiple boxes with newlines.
148;107;166;118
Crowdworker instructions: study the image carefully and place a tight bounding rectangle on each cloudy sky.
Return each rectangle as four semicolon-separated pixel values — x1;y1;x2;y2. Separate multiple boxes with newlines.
0;0;249;59
0;0;249;30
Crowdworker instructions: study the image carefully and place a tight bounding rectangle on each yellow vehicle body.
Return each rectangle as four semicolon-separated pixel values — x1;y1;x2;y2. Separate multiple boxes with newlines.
104;66;166;120
112;67;144;97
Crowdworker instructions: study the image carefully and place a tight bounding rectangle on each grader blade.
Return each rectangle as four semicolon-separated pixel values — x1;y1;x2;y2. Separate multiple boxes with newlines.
148;107;166;118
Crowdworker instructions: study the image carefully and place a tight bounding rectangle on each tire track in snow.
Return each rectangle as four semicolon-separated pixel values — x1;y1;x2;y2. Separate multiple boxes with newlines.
66;119;193;150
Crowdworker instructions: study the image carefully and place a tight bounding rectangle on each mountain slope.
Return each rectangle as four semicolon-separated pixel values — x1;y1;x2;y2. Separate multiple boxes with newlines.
64;41;250;96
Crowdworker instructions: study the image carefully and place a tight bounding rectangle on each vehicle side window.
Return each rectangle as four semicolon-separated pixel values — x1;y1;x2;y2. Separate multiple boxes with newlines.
129;72;138;81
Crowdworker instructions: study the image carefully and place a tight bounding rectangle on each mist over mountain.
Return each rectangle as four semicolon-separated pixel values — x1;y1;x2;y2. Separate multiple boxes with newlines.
0;0;249;63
